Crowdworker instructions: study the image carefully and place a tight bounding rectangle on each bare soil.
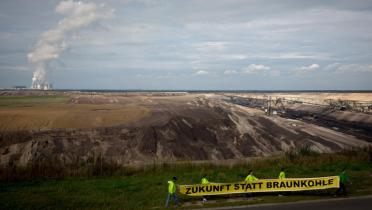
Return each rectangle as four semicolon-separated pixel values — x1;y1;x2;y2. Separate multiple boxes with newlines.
0;91;371;167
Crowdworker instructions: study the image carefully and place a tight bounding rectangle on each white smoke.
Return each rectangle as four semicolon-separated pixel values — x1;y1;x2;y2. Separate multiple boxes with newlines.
28;0;114;89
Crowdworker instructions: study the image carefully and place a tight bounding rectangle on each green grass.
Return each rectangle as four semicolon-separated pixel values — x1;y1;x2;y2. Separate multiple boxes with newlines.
1;148;372;210
0;95;70;107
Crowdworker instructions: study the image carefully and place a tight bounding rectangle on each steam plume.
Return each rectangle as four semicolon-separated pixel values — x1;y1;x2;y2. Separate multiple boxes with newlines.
28;0;114;89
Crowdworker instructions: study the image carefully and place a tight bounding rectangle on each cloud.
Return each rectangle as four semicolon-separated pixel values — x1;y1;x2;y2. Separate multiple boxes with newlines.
224;66;279;77
269;69;281;77
243;64;270;74
323;62;342;71
324;63;372;73
252;52;331;60
196;41;227;52
192;41;247;62
217;54;247;60
193;70;209;75
2;0;372;90
224;69;238;75
295;63;319;74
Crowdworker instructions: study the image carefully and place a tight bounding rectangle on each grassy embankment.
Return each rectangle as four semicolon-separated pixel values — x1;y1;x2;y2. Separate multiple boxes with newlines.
0;147;371;210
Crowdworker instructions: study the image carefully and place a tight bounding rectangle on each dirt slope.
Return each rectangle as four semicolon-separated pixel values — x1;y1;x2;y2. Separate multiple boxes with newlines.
0;92;371;167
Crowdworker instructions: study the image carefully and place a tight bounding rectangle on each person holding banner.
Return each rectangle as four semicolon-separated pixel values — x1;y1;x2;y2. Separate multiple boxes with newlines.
201;174;209;203
165;176;180;208
245;170;259;181
278;168;286;179
336;169;351;196
245;170;258;197
278;168;286;196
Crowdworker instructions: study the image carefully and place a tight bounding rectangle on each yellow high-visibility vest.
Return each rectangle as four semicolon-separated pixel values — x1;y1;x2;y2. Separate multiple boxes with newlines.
168;180;176;194
279;171;286;179
201;177;209;184
245;174;258;181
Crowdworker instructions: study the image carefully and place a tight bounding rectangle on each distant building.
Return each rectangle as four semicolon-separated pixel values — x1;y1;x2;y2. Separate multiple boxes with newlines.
13;86;27;90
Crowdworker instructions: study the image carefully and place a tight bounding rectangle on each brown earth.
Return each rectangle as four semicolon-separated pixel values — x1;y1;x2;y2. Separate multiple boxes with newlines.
226;92;372;103
0;104;150;131
0;91;371;167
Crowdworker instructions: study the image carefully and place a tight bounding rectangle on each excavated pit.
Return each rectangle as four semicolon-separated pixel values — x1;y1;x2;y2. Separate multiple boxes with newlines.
0;91;371;168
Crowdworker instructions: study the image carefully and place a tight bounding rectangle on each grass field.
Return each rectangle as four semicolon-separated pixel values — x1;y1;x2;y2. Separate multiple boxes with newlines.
0;95;151;131
1;148;371;210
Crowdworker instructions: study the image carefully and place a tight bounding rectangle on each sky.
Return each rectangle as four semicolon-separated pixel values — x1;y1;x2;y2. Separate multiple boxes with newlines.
1;0;372;90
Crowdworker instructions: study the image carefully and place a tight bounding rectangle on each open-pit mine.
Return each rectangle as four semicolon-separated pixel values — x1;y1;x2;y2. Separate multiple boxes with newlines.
0;91;371;168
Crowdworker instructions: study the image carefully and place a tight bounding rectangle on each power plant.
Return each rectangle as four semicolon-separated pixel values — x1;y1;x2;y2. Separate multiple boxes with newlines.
31;82;53;90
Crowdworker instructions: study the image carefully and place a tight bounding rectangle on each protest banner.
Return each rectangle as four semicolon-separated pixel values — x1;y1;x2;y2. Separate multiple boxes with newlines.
179;176;339;196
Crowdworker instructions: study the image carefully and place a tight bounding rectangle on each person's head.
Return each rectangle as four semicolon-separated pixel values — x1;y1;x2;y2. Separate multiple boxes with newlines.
248;170;253;175
203;174;207;178
341;168;346;173
281;167;285;171
172;176;177;181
